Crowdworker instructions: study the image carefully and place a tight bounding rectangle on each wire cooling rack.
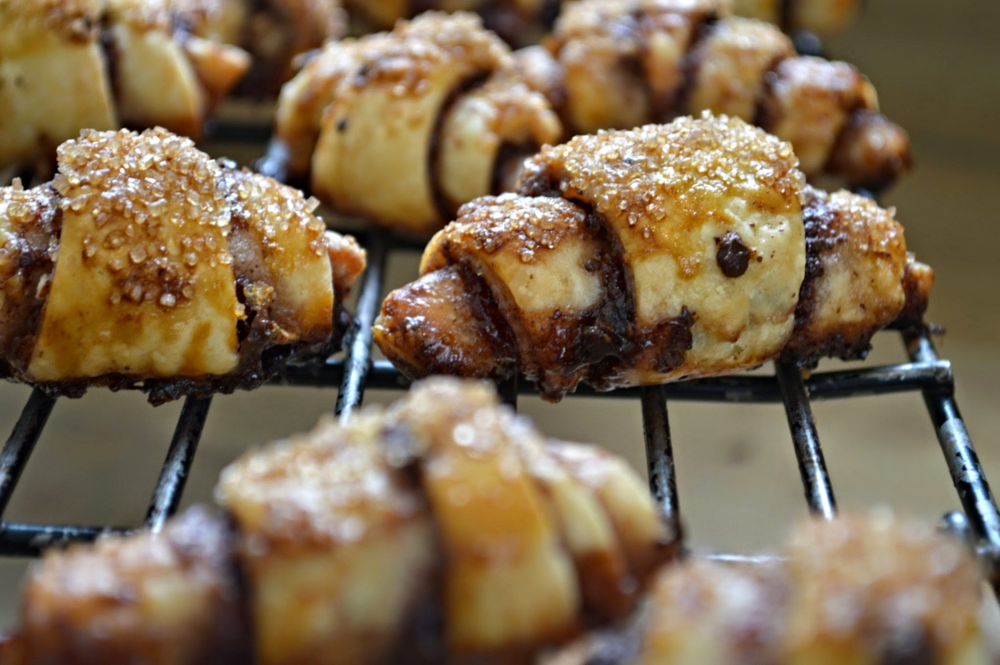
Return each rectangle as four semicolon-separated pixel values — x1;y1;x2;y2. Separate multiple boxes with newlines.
1;209;998;597
1;29;998;601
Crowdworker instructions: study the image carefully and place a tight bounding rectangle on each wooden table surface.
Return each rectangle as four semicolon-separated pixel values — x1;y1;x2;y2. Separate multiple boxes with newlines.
2;0;1000;634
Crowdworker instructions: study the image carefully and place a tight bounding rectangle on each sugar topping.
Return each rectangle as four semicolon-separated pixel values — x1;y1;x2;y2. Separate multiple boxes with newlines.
226;170;329;259
0;0;101;41
54;127;231;310
521;113;804;260
307;11;510;100
218;413;425;548
785;511;983;654
450;194;589;264
0;181;54;232
104;0;172;31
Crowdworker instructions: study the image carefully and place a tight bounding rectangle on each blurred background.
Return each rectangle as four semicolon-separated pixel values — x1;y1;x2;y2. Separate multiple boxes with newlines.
2;0;999;630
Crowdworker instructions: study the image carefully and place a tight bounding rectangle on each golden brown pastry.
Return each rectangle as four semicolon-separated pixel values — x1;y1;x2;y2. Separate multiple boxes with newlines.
0;127;366;403
274;12;562;236
0;0;251;170
545;511;992;665
730;0;862;36
7;507;250;665
374;114;932;399
3;377;672;664
219;378;672;662
0;0;347;170
527;0;910;189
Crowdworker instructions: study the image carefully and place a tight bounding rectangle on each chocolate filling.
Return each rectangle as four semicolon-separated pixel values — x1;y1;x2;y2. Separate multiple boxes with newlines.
0;188;60;377
170;509;254;665
780;188;883;364
455;264;520;379
669;15;720;119
780;0;794;33
99;17;122;110
380;435;447;665
492;143;538;196
515;170;642;395
517;165;697;391
783;189;842;351
752;50;795;132
430;73;492;222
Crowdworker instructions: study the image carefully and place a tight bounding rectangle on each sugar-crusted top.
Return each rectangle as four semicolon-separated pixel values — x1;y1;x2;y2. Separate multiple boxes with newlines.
784;510;984;655
53;127;231;309
217;413;426;550
425;194;589;271
0;0;101;41
280;11;510;135
521;113;805;262
226;169;328;259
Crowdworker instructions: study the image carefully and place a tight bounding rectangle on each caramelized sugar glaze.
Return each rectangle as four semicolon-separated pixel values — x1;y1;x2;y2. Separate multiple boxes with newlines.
0;128;365;403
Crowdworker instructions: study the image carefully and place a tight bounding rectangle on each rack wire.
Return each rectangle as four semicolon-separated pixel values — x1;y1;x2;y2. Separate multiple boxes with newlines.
1;204;998;597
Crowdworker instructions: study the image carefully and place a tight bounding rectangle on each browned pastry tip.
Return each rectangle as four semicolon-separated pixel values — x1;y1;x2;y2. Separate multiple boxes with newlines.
325;229;367;300
0;127;365;403
16;507;250;665
781;186;910;363
375;114;930;399
894;254;935;329
545;511;990;665
826;109;914;192
373;265;519;382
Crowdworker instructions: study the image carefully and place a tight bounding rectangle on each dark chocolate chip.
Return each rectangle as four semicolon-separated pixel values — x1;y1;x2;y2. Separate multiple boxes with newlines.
716;231;751;278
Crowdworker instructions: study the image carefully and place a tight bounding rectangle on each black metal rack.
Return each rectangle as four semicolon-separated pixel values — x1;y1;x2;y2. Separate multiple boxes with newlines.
1;207;998;598
2;82;1000;614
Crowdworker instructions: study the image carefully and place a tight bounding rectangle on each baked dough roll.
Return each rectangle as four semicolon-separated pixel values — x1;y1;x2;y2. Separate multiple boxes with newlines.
4;378;669;663
546;512;992;665
531;0;910;190
216;377;673;662
275;12;561;236
0;127;366;403
374;114;932;399
11;507;250;665
216;409;438;664
0;0;251;169
0;0;117;169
